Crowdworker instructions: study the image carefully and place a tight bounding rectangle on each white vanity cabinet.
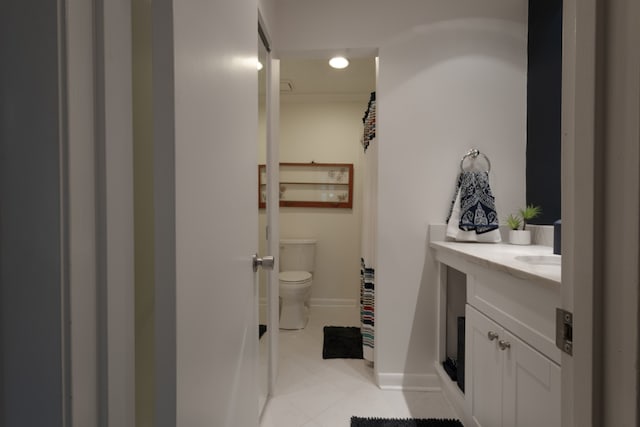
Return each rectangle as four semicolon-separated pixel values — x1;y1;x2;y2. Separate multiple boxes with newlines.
466;305;561;427
466;305;502;427
431;240;562;427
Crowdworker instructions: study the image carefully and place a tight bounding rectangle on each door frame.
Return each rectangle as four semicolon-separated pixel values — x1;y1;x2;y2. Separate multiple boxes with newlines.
65;0;135;426
64;0;640;425
562;0;640;425
258;11;281;407
265;49;281;397
561;0;599;425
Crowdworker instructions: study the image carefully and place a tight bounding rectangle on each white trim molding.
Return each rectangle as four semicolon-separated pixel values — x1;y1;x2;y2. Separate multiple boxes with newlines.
376;373;441;392
309;298;358;307
434;364;473;426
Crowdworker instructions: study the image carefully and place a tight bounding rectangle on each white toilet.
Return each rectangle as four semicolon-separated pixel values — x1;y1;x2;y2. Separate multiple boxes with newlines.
279;239;316;330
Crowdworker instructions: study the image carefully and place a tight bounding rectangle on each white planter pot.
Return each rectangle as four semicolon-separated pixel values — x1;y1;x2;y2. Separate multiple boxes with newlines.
509;230;531;245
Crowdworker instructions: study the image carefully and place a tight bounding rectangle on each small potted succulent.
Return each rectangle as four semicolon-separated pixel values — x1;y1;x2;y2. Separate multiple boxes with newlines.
506;204;542;245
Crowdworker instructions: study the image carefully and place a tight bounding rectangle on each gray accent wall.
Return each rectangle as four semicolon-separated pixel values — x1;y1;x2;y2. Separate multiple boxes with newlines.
152;1;177;426
133;0;156;425
1;2;66;426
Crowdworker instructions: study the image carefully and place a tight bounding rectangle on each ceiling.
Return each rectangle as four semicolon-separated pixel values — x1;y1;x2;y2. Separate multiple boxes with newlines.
259;57;376;96
281;57;376;95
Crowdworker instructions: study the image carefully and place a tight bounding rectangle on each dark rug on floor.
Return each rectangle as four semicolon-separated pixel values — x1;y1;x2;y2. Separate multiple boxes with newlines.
350;417;464;427
322;326;363;359
259;324;267;339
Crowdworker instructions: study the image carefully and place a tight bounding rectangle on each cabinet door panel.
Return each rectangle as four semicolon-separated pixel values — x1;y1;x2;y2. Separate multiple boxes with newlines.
502;330;561;427
467;305;503;427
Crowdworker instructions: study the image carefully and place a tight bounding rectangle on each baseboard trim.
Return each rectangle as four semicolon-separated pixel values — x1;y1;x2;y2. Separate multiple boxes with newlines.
376;372;442;391
262;297;357;307
434;362;473;426
309;298;358;307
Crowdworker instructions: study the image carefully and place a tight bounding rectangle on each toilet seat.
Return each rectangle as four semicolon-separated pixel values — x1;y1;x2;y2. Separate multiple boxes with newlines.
279;270;312;285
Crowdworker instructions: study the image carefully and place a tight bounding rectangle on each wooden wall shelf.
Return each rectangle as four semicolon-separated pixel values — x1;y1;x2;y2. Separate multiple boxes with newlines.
258;162;353;209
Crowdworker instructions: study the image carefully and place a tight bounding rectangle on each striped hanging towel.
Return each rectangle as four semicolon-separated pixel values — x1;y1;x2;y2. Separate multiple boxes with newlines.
360;258;375;362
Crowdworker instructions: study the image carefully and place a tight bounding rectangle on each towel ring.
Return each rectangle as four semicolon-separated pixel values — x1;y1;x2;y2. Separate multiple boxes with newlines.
460;149;491;173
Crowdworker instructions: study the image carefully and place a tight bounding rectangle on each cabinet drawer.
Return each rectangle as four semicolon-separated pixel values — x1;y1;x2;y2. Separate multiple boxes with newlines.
467;266;561;364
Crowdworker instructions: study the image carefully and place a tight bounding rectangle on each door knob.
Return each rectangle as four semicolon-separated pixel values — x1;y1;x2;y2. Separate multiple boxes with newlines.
487;331;499;341
498;340;511;350
252;254;275;272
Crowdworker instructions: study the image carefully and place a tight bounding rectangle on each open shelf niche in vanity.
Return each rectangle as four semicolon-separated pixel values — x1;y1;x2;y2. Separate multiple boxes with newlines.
429;224;562;427
438;265;467;394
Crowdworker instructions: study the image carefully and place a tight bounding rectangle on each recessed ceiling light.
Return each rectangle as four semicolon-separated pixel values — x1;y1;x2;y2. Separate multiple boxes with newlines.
329;56;349;69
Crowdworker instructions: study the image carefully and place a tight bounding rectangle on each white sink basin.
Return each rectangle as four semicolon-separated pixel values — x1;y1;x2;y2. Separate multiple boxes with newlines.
514;255;561;266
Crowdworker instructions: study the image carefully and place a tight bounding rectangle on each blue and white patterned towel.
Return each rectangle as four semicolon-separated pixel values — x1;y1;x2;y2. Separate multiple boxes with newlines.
456;171;499;234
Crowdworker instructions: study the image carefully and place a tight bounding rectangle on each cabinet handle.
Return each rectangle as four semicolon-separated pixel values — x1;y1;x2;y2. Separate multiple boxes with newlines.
487;331;499;341
498;340;511;350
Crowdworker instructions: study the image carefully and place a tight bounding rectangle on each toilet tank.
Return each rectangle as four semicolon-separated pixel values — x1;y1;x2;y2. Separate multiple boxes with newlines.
279;239;317;273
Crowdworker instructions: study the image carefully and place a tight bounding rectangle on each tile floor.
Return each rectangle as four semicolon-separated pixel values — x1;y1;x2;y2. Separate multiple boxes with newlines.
259;306;458;427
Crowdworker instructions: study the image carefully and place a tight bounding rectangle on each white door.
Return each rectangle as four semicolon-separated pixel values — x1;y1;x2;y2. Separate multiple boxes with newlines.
153;1;262;426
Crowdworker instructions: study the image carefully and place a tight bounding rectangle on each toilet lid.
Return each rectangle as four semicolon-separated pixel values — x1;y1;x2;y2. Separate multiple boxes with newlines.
279;270;312;283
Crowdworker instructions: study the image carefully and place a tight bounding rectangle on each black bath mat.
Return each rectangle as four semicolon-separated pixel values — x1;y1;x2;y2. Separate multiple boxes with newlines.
350;417;463;427
322;326;363;359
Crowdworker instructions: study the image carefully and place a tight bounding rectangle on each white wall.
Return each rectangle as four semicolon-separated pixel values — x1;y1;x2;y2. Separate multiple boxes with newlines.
260;98;368;303
376;14;526;384
270;0;528;386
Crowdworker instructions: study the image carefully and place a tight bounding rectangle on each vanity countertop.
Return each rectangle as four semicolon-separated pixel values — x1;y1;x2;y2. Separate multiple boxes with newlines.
430;241;561;286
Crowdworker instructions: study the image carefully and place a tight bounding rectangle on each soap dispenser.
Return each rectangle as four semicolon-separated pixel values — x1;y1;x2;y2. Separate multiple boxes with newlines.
553;220;562;255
